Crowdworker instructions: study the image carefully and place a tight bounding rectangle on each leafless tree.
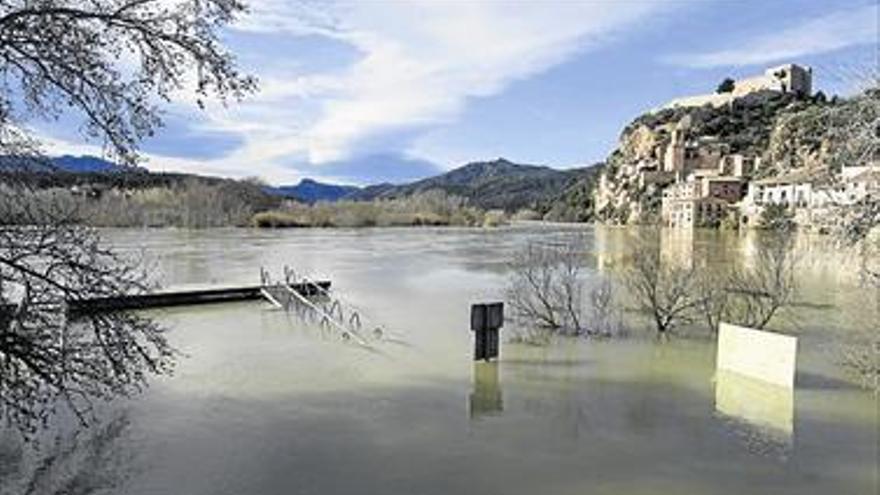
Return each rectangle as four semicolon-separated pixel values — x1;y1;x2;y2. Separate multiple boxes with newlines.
692;230;798;335
506;238;627;339
0;0;255;164
586;275;624;337
1;187;174;436
506;238;602;337
621;235;700;335
724;230;798;330
554;240;585;333
694;266;731;335
0;0;253;436
506;242;567;332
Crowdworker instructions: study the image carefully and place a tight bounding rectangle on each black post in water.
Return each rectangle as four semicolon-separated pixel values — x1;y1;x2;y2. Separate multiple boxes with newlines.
471;302;503;361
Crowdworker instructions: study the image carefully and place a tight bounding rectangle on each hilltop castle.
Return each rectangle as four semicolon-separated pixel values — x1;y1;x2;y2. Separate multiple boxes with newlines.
665;63;813;110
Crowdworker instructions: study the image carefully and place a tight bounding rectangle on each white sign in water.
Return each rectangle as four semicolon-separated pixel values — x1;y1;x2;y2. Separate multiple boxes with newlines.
716;322;798;388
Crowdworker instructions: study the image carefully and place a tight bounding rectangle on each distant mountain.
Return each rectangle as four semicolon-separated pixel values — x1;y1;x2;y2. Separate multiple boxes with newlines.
299;152;442;185
52;155;126;173
542;163;604;222
267;178;360;203
0;154;129;173
347;158;585;212
351;182;397;199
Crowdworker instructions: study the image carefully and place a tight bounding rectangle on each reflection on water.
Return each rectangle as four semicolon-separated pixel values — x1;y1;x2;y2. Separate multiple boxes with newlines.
469;362;503;419
12;225;875;495
715;370;794;459
0;412;133;495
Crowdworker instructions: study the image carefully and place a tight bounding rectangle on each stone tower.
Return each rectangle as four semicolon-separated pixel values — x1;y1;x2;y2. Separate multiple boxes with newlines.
663;115;691;173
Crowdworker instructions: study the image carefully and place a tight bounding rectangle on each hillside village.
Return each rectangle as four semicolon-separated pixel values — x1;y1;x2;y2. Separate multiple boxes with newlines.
594;63;879;230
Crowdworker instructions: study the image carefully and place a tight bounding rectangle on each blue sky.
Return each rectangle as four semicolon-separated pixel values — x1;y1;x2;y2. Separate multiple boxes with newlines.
43;0;879;185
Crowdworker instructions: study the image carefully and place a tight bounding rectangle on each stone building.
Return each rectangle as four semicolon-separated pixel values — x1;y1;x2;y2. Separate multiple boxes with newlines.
662;117;727;176
664;63;812;110
661;174;746;228
719;154;761;178
732;64;812;98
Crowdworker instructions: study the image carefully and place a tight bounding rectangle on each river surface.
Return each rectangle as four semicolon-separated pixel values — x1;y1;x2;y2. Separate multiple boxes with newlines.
6;225;880;494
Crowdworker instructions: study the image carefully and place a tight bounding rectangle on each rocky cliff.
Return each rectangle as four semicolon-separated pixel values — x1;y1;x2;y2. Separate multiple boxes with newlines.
590;87;871;224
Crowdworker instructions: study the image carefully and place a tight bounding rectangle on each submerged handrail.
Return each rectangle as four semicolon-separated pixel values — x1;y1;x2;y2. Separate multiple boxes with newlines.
298;272;394;339
276;283;371;348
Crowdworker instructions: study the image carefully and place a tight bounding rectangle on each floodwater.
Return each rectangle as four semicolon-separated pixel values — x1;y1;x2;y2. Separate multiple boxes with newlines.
4;225;879;494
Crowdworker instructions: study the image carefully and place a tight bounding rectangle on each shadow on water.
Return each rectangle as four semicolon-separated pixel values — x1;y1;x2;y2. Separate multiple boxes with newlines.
0;411;134;495
795;371;863;391
500;358;593;369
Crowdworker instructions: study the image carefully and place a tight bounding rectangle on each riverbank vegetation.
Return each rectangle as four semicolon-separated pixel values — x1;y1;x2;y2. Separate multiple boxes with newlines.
252;190;508;228
0;178;276;228
1;174;515;229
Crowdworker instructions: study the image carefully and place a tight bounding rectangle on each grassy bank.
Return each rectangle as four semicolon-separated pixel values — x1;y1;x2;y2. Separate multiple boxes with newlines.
252;190;508;228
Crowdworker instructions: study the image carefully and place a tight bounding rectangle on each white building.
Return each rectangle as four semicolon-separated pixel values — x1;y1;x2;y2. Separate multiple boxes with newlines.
740;166;879;228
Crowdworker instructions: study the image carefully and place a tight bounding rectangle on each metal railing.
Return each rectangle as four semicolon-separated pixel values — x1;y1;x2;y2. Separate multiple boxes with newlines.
259;266;393;348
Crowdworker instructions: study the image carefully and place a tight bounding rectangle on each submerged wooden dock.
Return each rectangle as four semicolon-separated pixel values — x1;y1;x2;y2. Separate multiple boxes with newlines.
67;281;331;316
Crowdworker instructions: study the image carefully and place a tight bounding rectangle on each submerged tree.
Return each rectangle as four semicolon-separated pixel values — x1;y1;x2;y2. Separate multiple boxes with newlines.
506;238;621;339
692;229;798;335
621;234;700;336
0;0;255;436
726;229;799;329
506;242;577;333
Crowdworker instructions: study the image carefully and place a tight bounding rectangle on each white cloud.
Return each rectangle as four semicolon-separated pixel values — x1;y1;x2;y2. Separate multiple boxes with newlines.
158;0;672;181
254;1;670;164
663;3;879;68
39;0;674;183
